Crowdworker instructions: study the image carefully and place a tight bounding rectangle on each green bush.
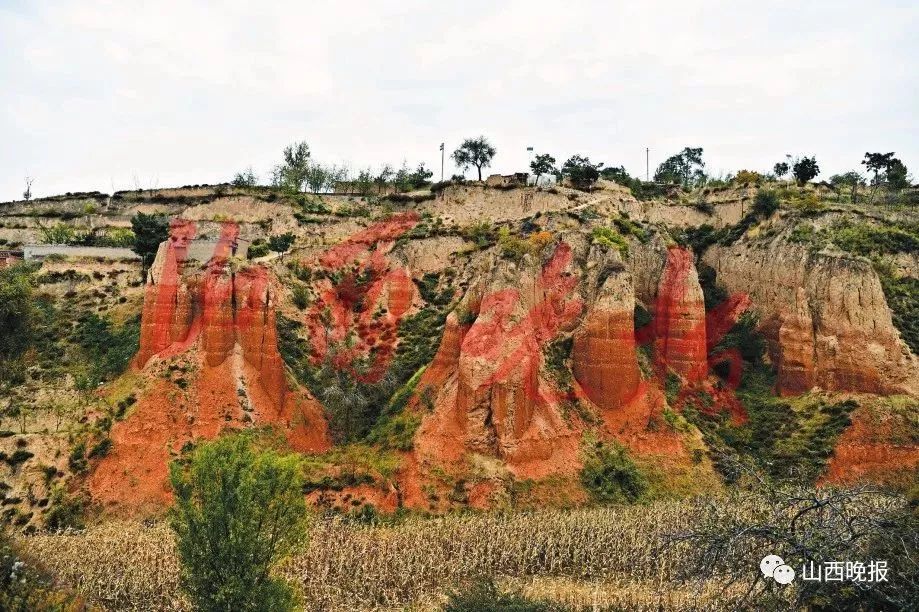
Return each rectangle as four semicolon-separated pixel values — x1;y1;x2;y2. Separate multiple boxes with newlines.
291;285;310;310
591;226;629;258
68;441;87;473
72;313;140;386
268;232;296;253
580;440;647;503
462;221;497;248
248;240;270;259
169;431;307;612
87;437;112;459
43;487;85;530
752;190;779;217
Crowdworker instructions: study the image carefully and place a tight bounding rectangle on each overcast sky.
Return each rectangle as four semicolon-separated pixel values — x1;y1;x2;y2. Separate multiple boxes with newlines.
1;0;916;200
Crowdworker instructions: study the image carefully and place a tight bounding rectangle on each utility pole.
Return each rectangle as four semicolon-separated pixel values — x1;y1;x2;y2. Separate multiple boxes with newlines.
526;146;534;185
439;142;445;182
646;148;649;182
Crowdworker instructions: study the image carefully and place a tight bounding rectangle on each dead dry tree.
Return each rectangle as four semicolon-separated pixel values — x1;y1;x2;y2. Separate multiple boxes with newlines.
662;463;917;611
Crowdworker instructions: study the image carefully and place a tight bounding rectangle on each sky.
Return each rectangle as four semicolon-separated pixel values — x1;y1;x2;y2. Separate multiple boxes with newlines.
1;0;917;200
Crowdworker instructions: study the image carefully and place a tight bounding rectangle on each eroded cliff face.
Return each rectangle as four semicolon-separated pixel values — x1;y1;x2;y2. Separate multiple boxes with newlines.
413;243;585;480
89;220;328;510
651;247;708;383
704;241;919;397
409;238;726;502
571;261;641;413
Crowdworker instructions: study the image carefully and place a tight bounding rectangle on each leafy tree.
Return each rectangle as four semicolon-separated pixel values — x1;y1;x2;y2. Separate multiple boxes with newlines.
268;232;295;254
354;168;374;196
529;153;556;185
452;136;496;181
374;165;394;193
752;190;780;217
393;162;412;193
408;163;433;189
561;155;603;190
599;165;633;185
654;147;705;188
231;168;258;188
829;171;866;203
37;222;76;245
272;142;312;193
886;158;911;190
861;152;896;186
304;163;329;194
772;162;789;180
169;432;307;612
97;227;136;248
792;156;820;185
130;212;170;270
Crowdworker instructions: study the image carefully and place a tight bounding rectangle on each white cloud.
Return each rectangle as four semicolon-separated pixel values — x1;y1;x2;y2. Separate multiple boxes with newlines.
0;0;917;199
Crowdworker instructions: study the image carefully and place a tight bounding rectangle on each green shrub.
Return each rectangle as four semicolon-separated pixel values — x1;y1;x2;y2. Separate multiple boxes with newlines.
365;411;422;452
580;440;647;503
789;223;816;245
268;232;296;253
591;226;629;258
752;190;779;217
824;219;919;257
291;285;310;310
72;313;140;385
248;240;270;259
169;431;307;612
462;221;497;248
43;487;85;530
4;449;33;468
68;441;87;473
713;311;766;364
87;437;112;459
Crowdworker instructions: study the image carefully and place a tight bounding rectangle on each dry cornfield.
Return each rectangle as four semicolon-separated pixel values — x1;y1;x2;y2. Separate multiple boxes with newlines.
20;492;876;611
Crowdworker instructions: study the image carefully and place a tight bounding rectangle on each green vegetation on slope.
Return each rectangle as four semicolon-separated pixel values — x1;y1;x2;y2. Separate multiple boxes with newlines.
169;431;306;612
278;271;454;445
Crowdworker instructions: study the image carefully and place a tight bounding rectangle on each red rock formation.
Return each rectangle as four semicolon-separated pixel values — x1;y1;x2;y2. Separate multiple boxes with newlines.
572;269;642;412
414;243;584;480
90;221;329;510
134;219;198;367
652;247;708;382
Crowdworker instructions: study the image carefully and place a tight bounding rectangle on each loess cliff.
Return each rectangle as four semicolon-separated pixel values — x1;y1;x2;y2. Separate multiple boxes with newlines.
4;179;914;521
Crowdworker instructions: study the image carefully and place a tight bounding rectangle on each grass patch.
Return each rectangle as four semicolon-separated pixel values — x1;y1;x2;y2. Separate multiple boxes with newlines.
301;444;402;492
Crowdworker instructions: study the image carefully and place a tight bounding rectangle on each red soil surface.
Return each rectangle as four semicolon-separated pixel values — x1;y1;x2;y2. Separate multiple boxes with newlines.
89;220;328;510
